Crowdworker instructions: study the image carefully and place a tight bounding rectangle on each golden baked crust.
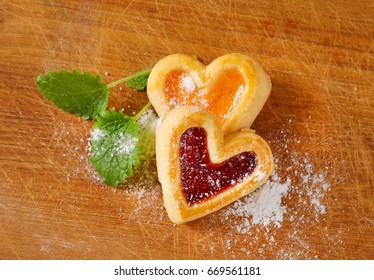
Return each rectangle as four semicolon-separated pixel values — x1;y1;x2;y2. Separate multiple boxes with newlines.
148;53;272;134
156;107;274;224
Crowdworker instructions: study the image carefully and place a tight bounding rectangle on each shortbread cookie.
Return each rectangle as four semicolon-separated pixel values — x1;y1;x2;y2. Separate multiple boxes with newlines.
156;107;274;224
148;53;271;134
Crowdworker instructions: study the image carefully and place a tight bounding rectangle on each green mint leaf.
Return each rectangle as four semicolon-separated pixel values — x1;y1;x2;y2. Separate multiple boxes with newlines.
36;70;110;120
90;110;141;186
125;69;150;91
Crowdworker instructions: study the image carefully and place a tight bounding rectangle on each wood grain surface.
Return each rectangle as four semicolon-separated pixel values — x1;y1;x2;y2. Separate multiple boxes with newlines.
0;0;373;260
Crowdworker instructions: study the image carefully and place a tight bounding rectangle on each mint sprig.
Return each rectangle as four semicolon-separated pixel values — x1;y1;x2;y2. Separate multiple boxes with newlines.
35;68;153;187
107;69;151;91
36;70;109;120
90;110;141;186
125;69;151;91
36;68;151;120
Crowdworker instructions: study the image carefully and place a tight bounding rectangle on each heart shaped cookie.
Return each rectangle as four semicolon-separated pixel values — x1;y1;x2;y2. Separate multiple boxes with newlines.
148;53;271;134
156;107;274;224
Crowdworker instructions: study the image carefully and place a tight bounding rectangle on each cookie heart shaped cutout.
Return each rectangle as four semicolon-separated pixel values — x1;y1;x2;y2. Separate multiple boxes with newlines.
156;107;274;224
148;53;271;134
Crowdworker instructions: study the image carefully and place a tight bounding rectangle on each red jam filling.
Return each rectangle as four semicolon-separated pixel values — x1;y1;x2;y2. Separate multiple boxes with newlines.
179;127;257;205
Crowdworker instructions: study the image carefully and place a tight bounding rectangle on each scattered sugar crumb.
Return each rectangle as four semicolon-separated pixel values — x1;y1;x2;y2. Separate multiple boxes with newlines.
52;111;342;259
223;172;290;228
221;152;330;233
199;122;342;259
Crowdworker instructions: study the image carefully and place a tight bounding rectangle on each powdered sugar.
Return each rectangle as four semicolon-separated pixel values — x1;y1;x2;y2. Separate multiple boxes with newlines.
51;106;339;259
252;169;267;182
90;128;105;141
179;73;196;93
221;153;330;234
88;109;335;258
89;128;139;160
114;132;138;155
224;173;290;228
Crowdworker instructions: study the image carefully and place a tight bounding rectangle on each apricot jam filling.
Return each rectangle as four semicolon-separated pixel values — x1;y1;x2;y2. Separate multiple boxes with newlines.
179;127;257;205
164;68;245;126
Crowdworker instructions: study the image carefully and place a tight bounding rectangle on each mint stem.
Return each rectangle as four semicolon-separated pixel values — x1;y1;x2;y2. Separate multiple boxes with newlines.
107;69;152;89
132;102;152;121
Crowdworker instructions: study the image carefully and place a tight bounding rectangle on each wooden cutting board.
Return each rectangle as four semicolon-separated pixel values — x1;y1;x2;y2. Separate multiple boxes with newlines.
0;0;373;259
